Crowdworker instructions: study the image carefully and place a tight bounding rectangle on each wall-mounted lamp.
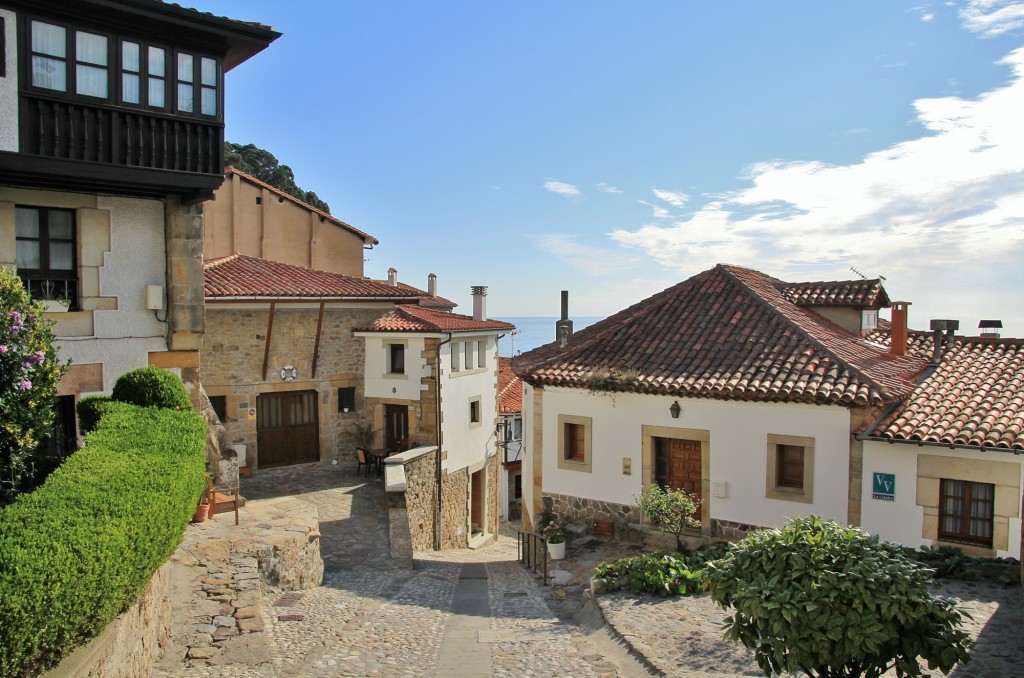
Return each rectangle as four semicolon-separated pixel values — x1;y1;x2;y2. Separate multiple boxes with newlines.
669;400;681;419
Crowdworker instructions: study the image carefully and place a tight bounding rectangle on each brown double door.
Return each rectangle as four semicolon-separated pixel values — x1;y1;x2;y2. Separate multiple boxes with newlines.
257;390;320;468
385;404;409;452
654;437;702;503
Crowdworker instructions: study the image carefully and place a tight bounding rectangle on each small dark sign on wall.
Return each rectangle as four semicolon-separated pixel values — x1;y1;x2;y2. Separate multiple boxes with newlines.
872;472;895;501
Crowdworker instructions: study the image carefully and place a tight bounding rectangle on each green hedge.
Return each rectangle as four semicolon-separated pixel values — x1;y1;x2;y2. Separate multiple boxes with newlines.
111;366;192;412
0;402;207;677
75;394;115;436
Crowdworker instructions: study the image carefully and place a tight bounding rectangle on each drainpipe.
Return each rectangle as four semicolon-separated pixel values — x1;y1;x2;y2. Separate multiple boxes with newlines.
434;332;453;551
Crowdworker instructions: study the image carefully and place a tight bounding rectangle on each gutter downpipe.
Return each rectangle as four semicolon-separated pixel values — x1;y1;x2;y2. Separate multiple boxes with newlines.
434;332;453;551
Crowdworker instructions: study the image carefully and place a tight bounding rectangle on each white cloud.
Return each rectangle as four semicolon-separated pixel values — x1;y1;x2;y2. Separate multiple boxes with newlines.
652;188;690;207
611;47;1024;335
960;0;1024;36
598;182;623;194
544;180;581;197
529;233;640;276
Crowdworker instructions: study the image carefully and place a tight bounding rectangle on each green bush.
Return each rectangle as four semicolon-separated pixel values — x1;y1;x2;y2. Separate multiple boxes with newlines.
592;543;728;597
0;267;68;501
704;516;972;677
111;366;191;411
76;395;115;436
0;403;206;677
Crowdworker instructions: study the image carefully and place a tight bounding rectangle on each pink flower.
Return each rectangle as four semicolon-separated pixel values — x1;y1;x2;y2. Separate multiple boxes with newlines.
0;345;7;353
18;380;31;390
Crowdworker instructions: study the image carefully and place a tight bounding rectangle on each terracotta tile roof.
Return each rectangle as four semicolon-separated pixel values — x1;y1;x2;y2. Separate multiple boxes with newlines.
498;358;523;414
780;278;889;308
357;305;515;334
390;282;457;310
224;167;378;245
863;319;935;360
204;254;424;300
512;264;926;406
864;338;1024;450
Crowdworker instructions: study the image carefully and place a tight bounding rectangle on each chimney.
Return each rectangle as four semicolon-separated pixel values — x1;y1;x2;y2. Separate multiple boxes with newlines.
471;285;487;321
428;273;437;297
929;319;960;364
555;290;574;346
889;301;910;356
979;319;1002;338
387;267;397;286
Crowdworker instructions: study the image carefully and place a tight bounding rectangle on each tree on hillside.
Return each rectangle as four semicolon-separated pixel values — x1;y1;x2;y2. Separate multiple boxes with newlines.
704;516;973;678
223;142;331;214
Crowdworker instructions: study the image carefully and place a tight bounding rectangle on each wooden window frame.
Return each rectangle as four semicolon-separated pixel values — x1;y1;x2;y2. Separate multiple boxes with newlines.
765;433;814;503
939;479;995;548
15;205;78;309
388;343;405;375
556;414;592;473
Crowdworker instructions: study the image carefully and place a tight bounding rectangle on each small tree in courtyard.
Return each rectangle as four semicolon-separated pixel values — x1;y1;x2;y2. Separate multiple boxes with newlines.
705;515;973;678
0;268;67;502
634;483;701;552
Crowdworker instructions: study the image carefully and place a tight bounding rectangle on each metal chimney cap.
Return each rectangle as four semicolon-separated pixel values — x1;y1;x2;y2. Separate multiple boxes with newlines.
979;320;1003;329
929;319;960;332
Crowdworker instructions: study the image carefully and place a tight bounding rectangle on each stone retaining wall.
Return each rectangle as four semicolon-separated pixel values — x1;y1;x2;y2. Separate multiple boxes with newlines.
45;561;171;678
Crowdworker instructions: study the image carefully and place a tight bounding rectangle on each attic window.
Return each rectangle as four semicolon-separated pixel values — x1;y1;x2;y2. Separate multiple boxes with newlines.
862;310;878;333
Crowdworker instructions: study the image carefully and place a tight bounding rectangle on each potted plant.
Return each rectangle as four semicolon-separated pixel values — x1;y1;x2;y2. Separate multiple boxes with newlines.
192;496;210;523
347;420;379;451
542;520;567;560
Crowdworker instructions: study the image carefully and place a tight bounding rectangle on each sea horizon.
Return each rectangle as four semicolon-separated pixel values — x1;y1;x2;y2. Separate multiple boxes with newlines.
495;316;603;357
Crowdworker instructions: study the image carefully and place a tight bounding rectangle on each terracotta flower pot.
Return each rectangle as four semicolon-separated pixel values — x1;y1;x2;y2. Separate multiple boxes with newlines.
192;501;210;523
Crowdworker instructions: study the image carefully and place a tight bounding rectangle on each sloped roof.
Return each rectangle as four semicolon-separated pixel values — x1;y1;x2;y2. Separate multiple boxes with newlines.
863;319;935;361
512;264;926;406
862;338;1024;450
498;358;523;414
781;278;889;308
204;254;424;300
224;167;378;245
357;305;515;334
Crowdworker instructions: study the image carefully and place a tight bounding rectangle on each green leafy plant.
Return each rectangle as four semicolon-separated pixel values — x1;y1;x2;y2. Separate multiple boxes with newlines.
111;366;192;411
76;395;115;436
0;267;68;502
346;420;379;451
581;367;642;394
0;402;206;676
704;516;973;677
634;484;701;552
592;551;711;596
541;519;567;544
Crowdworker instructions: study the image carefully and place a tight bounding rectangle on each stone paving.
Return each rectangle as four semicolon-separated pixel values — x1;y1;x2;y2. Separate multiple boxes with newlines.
154;462;1024;677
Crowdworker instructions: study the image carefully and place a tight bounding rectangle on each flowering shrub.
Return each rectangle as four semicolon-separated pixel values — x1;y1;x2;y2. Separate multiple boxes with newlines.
0;268;67;502
541;519;567;544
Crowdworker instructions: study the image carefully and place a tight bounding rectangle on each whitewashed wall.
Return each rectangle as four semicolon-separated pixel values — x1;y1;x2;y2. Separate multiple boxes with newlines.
527;385;853;529
53;196;168;393
363;335;428;401
861;441;1023;558
0;9;17;152
440;335;499;474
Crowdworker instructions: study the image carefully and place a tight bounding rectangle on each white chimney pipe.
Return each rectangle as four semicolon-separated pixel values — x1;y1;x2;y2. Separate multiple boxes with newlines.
387;267;397;286
428;273;437;297
472;285;487;321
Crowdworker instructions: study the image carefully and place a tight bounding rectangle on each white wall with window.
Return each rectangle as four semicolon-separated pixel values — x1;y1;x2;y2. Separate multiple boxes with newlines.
861;441;1022;558
1;188;169;392
362;335;426;401
440;334;499;474
522;385;852;531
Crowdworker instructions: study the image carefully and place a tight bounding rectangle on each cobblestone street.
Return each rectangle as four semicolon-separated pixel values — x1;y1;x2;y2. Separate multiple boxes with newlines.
154;462;1024;677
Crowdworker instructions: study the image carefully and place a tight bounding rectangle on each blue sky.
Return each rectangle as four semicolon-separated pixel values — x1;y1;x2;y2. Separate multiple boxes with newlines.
196;1;1024;335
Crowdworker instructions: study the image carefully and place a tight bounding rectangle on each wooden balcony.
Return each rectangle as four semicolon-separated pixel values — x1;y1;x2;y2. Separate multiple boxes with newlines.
0;94;226;201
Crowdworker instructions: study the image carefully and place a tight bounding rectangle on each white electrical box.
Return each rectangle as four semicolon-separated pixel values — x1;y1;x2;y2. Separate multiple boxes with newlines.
145;285;165;310
712;481;728;498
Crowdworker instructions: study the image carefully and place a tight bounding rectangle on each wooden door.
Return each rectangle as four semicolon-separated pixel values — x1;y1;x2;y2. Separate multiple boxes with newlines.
385;404;409;452
257;391;320;467
654;438;702;503
471;470;483;531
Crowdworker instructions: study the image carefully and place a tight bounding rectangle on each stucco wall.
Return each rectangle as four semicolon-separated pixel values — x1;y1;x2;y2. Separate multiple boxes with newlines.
204;174;366;277
861;441;1023;558
440;335;499;474
363;334;429;402
0;9;17;153
524;385;853;533
203;304;385;467
0;189;170;394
